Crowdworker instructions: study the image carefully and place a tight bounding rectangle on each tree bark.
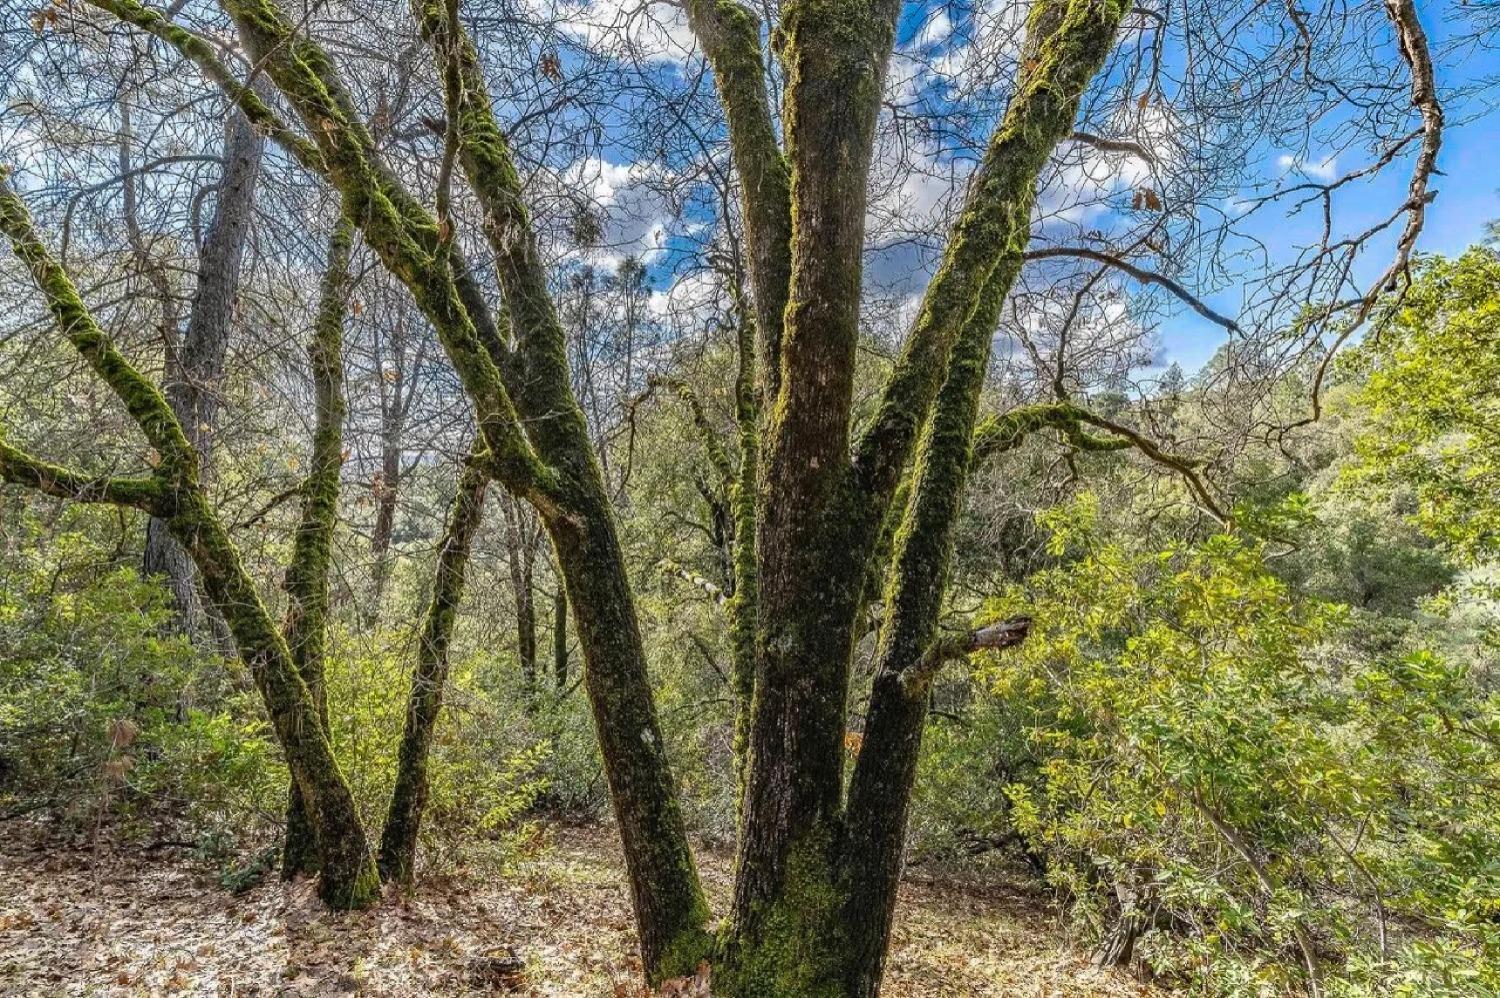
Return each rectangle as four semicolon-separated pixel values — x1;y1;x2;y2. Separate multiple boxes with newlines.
282;218;354;878
541;474;713;977
143;106;264;647
718;0;903;985
378;444;488;883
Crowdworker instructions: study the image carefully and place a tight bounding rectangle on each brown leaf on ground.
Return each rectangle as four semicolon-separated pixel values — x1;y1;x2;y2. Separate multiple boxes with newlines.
0;822;1166;996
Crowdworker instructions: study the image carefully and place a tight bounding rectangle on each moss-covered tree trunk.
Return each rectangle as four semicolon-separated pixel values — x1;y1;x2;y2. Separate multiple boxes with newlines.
378;445;489;883
715;0;901;987
282;219;354;878
174;1;714;976
688;0;1127;991
0;174;379;910
540;470;713;976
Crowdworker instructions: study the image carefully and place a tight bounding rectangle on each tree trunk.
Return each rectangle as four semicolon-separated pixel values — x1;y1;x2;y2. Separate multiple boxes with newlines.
143;106;264;647
727;290;758;798
551;571;568;689
369;316;408;616
1092;880;1155;969
839;277;1001;995
173;493;379;909
501;493;538;698
378;446;488;883
204;1;713;973
719;0;902;986
543;475;712;980
711;0;1127;990
282;219;353;878
835;3;1130;991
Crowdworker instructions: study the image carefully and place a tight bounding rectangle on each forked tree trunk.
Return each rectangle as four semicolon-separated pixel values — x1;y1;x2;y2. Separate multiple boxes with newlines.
694;0;1128;990
378;445;488;883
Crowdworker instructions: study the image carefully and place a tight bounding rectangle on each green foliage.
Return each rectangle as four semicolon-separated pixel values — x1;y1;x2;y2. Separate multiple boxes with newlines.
979;497;1499;995
0;501;283;843
322;626;551;874
1345;248;1500;564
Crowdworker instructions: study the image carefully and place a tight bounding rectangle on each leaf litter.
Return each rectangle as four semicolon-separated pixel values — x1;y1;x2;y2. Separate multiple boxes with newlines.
0;822;1163;996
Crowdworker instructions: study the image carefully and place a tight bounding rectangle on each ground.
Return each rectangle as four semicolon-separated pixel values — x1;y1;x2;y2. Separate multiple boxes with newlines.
0;822;1163;997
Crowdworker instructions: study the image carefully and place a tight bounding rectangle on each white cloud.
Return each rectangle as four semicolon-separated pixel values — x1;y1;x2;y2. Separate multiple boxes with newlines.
547;0;697;64
1277;153;1338;180
561;156;639;207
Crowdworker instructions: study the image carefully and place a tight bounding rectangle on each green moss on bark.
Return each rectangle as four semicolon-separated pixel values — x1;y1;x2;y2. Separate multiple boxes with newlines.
718;827;847;997
379;446;489;884
282;218;353;879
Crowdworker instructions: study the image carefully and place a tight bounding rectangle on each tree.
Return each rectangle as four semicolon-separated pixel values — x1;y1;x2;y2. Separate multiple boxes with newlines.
0;175;381;908
280;220;355;877
1345;248;1500;565
140;106;264;649
379;441;490;883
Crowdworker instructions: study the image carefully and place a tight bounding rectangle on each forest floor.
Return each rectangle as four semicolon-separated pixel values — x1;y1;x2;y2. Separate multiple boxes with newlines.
0;820;1162;997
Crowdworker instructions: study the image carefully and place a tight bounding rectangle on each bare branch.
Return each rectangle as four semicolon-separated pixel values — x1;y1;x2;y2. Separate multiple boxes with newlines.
905;615;1033;691
84;0;325;172
1024;246;1242;334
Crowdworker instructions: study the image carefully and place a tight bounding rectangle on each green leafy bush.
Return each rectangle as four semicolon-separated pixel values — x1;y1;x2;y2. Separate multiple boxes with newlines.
0;502;281;846
979;496;1500;995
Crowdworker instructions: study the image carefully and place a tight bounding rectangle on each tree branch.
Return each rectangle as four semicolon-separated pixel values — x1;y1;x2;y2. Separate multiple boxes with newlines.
852;0;1131;514
906;616;1033;691
1070;130;1156;163
412;0;580;440
646;374;735;491
206;0;557;508
971;402;1228;525
684;0;792;397
84;0;325;172
1295;0;1443;429
0;167;200;486
0;435;163;512
1023;246;1241;333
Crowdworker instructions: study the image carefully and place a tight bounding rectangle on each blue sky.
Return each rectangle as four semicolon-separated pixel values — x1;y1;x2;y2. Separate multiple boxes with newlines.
1145;6;1500;372
537;0;1497;376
